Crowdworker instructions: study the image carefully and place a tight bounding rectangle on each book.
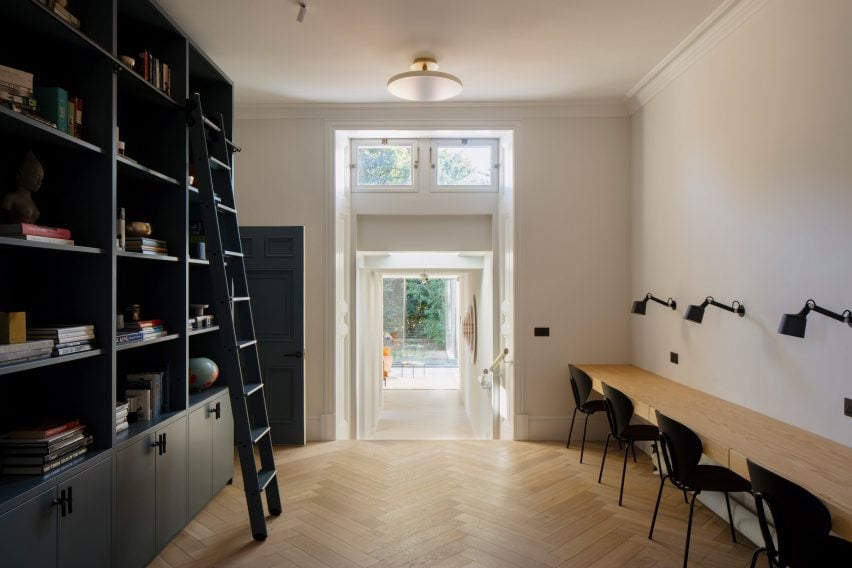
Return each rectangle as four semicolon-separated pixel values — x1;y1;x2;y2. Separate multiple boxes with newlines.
115;421;129;434
116;327;166;343
0;339;54;355
1;435;92;465
125;237;166;246
5;418;80;440
0;89;37;110
125;388;152;421
67;99;75;136
53;343;94;356
2;446;89;475
1;102;58;128
122;319;165;329
73;96;82;137
0;223;72;239
0;64;33;92
127;371;164;417
0;345;53;363
0;352;52;367
116;401;130;414
28;324;94;336
0;430;86;455
34;86;68;133
8;234;74;245
52;3;81;29
0;424;86;447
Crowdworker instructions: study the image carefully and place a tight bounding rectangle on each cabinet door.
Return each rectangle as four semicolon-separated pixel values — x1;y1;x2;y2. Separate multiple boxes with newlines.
58;457;112;568
0;486;57;568
116;435;156;568
156;417;188;549
187;404;213;518
212;393;235;490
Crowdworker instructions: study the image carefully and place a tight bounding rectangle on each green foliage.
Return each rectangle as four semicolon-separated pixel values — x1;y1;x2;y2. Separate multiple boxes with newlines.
383;277;447;347
358;146;412;185
437;148;491;186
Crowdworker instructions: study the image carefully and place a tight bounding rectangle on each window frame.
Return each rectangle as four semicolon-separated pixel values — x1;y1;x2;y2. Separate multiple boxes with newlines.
351;138;419;193
430;139;500;193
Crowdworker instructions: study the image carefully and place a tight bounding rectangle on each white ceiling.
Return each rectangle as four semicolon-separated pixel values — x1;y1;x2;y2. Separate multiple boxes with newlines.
156;0;724;105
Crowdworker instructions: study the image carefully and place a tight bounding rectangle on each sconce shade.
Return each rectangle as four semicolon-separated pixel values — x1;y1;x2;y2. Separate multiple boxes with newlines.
778;312;808;338
684;304;705;324
630;300;647;315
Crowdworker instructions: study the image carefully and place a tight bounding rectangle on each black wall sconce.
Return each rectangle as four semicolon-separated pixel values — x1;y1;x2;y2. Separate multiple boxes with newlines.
630;293;677;315
683;296;746;323
778;299;852;338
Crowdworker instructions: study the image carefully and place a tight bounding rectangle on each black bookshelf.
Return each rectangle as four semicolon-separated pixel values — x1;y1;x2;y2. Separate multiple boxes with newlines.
0;2;236;567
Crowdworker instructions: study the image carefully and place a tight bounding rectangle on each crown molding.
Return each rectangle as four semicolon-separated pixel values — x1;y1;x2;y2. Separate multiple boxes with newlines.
235;100;629;120
625;0;769;114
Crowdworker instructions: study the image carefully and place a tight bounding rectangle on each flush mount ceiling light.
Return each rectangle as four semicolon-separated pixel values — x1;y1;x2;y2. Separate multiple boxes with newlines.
387;58;463;102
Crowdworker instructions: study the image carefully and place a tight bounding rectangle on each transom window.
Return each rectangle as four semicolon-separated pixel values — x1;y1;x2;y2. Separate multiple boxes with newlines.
352;139;417;192
431;139;499;193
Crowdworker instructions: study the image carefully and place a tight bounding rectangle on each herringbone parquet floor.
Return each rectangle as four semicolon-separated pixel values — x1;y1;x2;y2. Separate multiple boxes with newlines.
151;441;763;568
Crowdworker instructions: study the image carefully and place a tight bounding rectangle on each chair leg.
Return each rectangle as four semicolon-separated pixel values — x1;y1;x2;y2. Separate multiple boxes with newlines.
682;490;689;504
598;433;611;483
724;492;737;543
652;442;664;480
683;491;699;568
631;442;638;463
566;407;578;449
648;474;667;540
580;412;590;464
618;441;631;506
749;547;766;568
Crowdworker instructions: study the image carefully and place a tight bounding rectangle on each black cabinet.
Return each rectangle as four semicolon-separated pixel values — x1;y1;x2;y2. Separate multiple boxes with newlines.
116;418;187;568
188;390;233;518
0;457;111;568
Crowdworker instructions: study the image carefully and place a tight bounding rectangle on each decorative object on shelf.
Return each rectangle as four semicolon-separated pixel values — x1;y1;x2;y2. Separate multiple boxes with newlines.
116;313;124;330
189;357;220;391
190;240;206;260
683;296;746;323
0;311;26;344
127;368;168;417
778;299;852;338
125;221;152;237
190;303;209;318
387;57;463;101
462;295;477;363
630;292;677;315
124;304;141;322
1;150;43;223
119;55;135;68
116;207;125;250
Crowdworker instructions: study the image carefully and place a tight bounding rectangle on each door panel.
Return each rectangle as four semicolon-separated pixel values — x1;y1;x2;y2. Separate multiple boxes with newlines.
0;486;57;567
212;392;234;489
116;436;156;568
187;405;213;519
241;226;305;445
59;457;112;568
156;418;188;549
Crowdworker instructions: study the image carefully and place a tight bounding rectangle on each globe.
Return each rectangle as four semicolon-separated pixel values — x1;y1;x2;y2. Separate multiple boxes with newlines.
189;357;220;391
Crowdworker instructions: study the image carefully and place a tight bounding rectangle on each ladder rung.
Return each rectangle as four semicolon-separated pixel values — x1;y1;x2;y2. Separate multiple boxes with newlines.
209;157;231;171
243;382;264;396
231;296;250;303
238;339;258;349
203;115;221;132
224;250;244;258
251;426;271;444
257;469;277;491
217;203;237;214
226;139;241;152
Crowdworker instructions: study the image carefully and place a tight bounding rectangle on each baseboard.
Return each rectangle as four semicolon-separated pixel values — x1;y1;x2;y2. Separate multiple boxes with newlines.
320;414;336;441
514;414;529;440
528;413;610;441
306;416;321;442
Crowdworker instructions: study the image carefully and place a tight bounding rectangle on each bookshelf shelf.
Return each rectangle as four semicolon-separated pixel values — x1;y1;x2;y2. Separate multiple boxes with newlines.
117;250;180;262
116;62;182;108
0;348;104;377
114;410;184;451
117;155;181;185
115;333;181;352
189;325;219;336
0;105;103;155
188;258;209;265
188;385;228;410
0;237;104;255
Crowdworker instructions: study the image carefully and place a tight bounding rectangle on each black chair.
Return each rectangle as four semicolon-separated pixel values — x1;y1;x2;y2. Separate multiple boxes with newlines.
747;458;852;568
648;412;751;568
598;383;661;506
566;365;607;463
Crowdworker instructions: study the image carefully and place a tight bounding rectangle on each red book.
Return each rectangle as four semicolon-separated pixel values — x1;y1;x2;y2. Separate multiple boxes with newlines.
0;223;72;239
6;419;81;440
124;319;165;329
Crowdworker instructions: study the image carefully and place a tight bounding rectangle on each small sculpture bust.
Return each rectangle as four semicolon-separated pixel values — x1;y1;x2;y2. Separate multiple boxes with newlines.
1;151;44;224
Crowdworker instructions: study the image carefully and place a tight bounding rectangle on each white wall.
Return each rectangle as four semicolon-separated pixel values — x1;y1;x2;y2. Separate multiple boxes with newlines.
235;105;631;440
630;0;852;446
357;215;492;252
459;266;494;439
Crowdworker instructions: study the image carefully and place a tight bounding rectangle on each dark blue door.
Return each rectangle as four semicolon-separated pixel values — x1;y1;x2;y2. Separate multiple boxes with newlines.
240;226;306;445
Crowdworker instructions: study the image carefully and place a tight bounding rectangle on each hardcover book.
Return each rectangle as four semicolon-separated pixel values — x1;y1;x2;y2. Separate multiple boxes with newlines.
0;223;72;239
33;86;68;133
4;418;80;440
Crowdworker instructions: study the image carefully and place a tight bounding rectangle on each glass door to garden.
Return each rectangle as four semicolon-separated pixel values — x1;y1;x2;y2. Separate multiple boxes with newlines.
382;276;459;389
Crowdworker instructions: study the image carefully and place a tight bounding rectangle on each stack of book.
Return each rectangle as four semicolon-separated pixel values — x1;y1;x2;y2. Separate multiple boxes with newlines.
0;63;39;118
125;237;168;256
0;223;74;246
28;324;96;356
40;1;82;29
0;339;54;368
115;401;129;434
0;419;92;475
34;85;83;137
116;319;167;344
136;50;172;96
125;368;168;421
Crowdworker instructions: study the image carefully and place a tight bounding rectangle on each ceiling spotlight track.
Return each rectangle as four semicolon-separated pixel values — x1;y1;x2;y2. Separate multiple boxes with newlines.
387;57;463;102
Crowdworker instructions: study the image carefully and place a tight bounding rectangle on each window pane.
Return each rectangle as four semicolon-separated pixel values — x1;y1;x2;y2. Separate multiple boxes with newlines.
357;145;412;186
437;146;492;186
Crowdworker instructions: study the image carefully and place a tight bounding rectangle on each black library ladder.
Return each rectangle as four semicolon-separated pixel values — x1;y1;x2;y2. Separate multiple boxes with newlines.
187;93;282;540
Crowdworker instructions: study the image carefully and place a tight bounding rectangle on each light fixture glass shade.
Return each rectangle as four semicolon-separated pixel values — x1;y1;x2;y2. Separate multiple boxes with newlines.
387;58;462;101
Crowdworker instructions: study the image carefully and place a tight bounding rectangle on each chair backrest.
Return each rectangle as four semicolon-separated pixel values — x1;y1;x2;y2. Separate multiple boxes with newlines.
747;459;832;567
655;411;702;484
568;365;593;407
602;383;634;436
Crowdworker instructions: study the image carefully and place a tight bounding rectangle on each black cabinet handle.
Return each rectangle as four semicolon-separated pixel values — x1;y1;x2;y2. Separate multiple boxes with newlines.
52;489;68;517
151;435;162;455
214;401;222;419
162;432;167;454
66;486;73;515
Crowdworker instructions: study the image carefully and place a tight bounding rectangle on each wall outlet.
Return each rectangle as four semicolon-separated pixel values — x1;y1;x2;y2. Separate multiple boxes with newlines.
845;398;852;418
670;352;679;364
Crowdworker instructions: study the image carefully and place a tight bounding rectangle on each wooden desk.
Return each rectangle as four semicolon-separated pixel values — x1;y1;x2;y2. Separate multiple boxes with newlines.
578;364;852;540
